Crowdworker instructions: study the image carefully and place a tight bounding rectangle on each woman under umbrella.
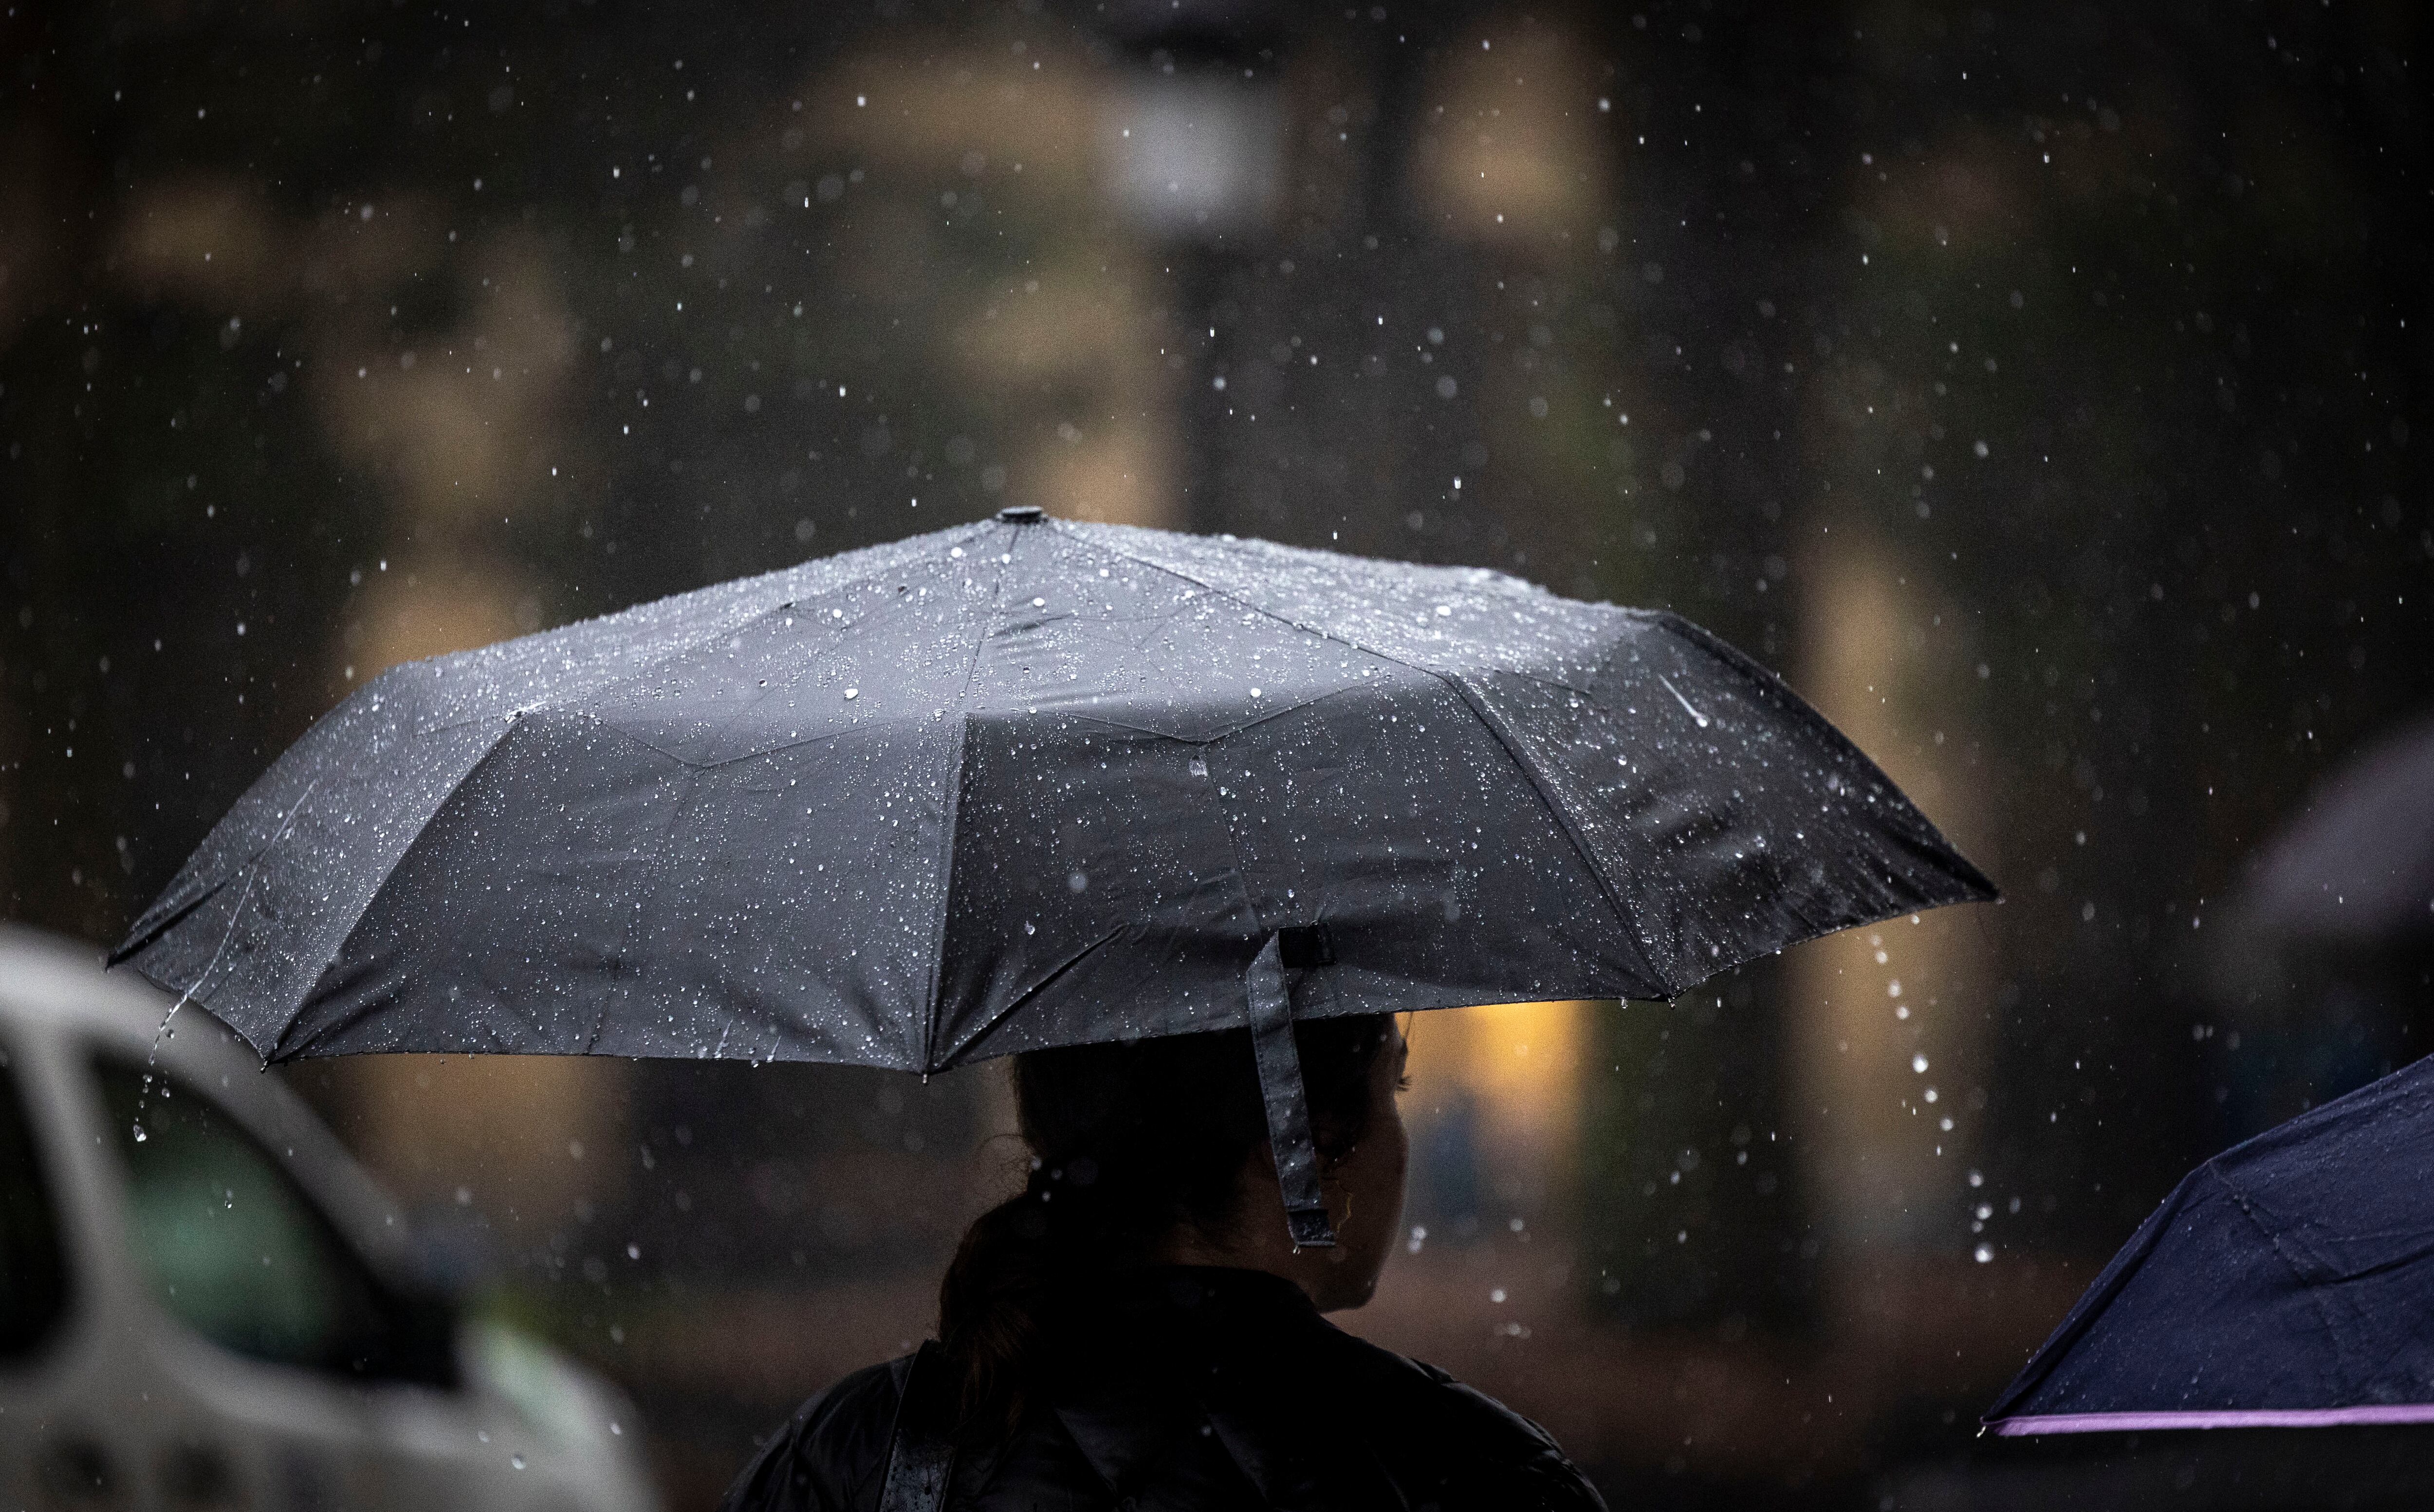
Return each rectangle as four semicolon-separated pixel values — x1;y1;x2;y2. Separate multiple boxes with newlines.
722;1014;1606;1512
114;511;1994;1510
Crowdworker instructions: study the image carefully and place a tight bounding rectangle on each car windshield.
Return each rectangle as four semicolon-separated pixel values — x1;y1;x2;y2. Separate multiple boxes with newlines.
93;1055;452;1388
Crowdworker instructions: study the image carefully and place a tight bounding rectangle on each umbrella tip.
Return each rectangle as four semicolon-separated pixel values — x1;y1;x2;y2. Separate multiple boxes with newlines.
995;505;1047;524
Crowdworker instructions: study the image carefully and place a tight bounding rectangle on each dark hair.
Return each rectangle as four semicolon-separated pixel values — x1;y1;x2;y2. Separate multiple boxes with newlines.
936;1014;1396;1442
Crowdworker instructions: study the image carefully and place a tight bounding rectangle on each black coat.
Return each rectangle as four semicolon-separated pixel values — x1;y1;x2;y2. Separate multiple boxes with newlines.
720;1267;1607;1512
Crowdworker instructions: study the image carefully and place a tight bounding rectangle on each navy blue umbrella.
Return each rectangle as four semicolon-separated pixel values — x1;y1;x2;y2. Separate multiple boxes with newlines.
1986;1051;2434;1434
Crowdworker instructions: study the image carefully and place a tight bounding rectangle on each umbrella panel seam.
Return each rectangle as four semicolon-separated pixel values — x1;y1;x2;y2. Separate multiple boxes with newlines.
125;528;993;967
1050;526;1964;990
1056;527;1664;988
2216;1167;2369;1391
407;525;987;743
269;719;524;1060
920;527;1018;1073
1438;674;1674;996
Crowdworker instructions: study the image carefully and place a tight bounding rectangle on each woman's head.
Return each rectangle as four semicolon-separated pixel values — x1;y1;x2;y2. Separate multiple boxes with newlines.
937;1014;1406;1436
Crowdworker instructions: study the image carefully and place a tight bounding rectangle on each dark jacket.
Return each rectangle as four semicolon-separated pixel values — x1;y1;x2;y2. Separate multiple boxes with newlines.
720;1266;1607;1512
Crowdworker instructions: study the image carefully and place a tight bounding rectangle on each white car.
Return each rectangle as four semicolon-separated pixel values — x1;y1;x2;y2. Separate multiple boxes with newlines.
0;923;659;1512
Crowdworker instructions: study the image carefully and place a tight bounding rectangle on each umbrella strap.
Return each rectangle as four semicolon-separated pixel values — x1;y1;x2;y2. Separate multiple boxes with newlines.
1246;931;1339;1249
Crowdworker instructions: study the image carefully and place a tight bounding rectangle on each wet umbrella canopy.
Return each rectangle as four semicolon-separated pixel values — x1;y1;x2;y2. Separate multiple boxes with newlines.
1985;1051;2434;1434
116;510;1992;1242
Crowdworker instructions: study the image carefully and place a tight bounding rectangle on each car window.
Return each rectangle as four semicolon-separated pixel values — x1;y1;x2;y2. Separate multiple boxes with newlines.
0;1043;71;1361
93;1055;454;1387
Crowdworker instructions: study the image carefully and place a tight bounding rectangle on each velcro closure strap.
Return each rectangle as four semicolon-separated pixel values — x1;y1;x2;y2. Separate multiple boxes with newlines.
1246;932;1338;1249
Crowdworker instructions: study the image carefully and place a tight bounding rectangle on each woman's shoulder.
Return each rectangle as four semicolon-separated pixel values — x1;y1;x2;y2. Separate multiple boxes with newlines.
1318;1328;1609;1511
718;1355;911;1512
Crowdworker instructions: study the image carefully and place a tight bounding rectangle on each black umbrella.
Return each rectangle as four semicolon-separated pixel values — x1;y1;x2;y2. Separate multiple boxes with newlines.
1985;1050;2434;1435
117;510;1991;1244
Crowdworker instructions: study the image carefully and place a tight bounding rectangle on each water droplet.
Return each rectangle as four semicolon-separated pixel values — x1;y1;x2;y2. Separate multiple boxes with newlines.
844;688;859;701
511;1455;527;1470
131;1123;148;1143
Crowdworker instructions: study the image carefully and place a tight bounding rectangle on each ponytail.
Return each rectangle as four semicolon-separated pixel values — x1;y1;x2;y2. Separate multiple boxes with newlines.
936;1015;1393;1443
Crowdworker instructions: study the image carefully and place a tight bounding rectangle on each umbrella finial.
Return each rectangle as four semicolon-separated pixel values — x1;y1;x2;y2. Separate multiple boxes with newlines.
995;505;1047;523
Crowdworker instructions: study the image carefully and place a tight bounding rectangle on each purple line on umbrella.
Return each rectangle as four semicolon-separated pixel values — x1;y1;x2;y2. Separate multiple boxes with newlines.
1988;1404;2434;1436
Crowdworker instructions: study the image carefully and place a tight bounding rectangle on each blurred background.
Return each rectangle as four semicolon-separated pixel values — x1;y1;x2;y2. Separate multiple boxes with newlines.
2;0;2428;1506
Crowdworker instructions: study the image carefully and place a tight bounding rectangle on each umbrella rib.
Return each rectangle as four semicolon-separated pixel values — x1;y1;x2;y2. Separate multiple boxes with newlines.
408;523;995;741
636;560;968;764
1057;527;1667;991
935;925;1128;1068
115;695;406;962
574;760;704;1059
917;526;1016;1074
1439;676;1674;993
268;713;526;1060
1054;687;1359;745
1982;1169;2203;1421
1648;612;1998;902
113;863;238;968
146;772;329;1059
2215;1167;2357;1380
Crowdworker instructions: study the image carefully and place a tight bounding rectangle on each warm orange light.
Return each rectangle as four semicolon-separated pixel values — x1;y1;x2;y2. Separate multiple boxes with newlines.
1404;999;1595;1160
